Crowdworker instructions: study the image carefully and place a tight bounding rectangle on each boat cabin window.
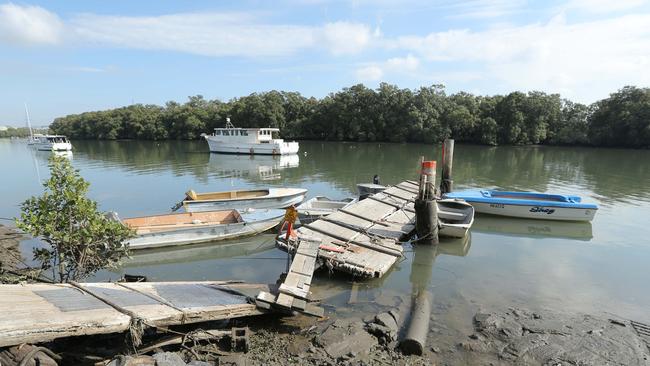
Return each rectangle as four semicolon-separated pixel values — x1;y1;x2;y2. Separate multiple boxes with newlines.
223;131;230;136
215;130;222;135
241;130;248;136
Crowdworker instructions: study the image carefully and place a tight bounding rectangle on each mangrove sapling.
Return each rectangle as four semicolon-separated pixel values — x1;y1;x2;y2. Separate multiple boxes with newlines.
16;154;133;283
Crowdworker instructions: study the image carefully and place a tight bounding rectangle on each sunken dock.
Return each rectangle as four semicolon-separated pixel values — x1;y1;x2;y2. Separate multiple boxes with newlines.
276;180;419;279
0;280;272;348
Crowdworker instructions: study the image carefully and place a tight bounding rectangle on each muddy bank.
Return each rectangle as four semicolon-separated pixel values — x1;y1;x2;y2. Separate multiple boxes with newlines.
0;224;27;283
18;304;645;366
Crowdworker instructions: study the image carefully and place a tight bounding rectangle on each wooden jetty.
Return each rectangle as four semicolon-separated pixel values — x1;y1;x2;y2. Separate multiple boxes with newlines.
0;280;271;348
276;181;419;279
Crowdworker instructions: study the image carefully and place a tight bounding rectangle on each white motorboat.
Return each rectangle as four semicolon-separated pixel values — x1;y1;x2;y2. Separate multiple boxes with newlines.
297;196;357;224
204;118;299;155
444;190;598;222
114;209;285;250
177;187;307;212
28;134;72;151
437;199;475;238
24;104;72;151
357;183;387;199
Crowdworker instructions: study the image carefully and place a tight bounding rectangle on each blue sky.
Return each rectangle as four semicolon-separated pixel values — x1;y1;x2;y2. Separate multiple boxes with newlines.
1;0;650;126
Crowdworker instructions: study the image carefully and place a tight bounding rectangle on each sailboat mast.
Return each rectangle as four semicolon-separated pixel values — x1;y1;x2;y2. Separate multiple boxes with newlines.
24;103;34;139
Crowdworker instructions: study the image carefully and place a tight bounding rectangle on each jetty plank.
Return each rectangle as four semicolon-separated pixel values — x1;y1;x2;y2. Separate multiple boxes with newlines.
0;281;269;348
276;182;417;278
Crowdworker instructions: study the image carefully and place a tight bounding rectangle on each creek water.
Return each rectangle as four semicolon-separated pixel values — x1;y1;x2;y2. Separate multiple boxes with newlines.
2;139;650;324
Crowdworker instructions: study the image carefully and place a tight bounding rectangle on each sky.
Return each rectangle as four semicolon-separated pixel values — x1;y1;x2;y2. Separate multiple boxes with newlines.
1;0;650;126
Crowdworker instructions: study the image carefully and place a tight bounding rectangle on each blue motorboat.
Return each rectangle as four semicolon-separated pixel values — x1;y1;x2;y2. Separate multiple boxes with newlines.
443;190;598;221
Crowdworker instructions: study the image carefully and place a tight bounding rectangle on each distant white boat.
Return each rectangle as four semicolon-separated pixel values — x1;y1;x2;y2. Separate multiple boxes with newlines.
357;183;387;199
28;134;72;151
437;199;475;238
113;209;285;250
297;196;357;224
24;104;72;151
178;187;307;212
204;118;299;155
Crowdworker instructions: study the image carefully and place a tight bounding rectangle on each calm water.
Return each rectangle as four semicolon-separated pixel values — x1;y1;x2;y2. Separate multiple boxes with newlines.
2;139;650;323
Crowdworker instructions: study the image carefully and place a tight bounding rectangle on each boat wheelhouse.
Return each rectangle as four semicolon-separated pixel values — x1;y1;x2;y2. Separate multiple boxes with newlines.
204;118;299;155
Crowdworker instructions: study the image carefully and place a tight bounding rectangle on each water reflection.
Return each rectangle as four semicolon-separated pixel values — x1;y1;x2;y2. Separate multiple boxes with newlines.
208;153;299;181
471;215;593;241
123;234;276;267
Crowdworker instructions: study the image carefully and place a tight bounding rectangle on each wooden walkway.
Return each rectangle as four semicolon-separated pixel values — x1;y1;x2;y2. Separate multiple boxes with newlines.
256;236;324;317
0;281;270;347
277;181;419;278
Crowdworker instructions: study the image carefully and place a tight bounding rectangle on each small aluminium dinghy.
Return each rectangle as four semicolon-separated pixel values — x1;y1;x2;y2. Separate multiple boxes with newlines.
114;209;285;249
297;196;357;224
177;187;307;212
444;190;598;221
437;199;475;238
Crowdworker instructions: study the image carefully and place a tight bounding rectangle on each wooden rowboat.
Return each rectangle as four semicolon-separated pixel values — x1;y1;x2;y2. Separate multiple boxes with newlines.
437;199;475;238
177;187;307;212
113;209;285;250
444;190;598;222
297;196;357;224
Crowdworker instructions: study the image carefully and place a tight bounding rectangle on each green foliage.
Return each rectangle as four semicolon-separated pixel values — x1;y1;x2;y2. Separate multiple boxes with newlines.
588;86;650;148
0;127;48;138
16;155;133;282
48;85;650;148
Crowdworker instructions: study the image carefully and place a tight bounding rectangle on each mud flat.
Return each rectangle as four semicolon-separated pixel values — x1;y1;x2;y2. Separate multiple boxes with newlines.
0;224;26;283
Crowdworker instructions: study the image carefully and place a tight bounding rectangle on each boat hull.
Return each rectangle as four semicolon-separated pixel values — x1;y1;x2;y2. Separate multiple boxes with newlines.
297;196;356;225
437;199;475;238
127;211;283;250
184;191;306;212
206;138;299;155
29;142;72;151
444;190;598;222
468;202;597;221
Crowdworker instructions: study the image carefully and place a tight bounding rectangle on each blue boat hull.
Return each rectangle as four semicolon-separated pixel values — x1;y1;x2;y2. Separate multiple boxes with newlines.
443;190;598;222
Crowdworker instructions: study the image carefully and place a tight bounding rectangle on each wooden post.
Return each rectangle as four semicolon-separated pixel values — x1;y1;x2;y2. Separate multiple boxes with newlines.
399;289;432;355
440;139;454;195
415;160;438;244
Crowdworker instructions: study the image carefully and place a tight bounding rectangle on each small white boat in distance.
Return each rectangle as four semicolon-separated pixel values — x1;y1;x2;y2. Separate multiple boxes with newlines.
114;209;285;250
23;104;72;151
297;196;357;224
28;134;72;151
178;187;307;212
437;199;475;238
357;183;387;199
204;118;299;155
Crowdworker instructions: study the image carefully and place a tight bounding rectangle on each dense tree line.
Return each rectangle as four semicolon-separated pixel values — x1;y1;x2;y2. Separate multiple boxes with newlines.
0;127;48;138
49;84;650;148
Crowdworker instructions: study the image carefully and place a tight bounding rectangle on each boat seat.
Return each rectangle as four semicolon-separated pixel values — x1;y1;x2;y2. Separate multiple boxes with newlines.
438;209;465;217
186;190;198;200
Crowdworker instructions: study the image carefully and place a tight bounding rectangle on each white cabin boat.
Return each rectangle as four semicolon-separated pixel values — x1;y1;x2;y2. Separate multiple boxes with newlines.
115;209;284;250
178;187;307;212
28;134;72;151
357;183;387;199
297;196;357;224
204;118;299;155
437;199;475;238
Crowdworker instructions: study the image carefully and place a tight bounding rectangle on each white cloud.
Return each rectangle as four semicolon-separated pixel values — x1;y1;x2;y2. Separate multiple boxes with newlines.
392;13;650;102
355;65;383;81
0;3;63;45
386;54;419;71
563;0;648;13
320;21;372;55
71;12;316;57
443;0;526;19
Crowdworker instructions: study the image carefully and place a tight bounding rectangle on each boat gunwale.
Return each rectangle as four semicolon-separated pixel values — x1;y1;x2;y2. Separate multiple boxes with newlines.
445;190;598;209
184;188;307;204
